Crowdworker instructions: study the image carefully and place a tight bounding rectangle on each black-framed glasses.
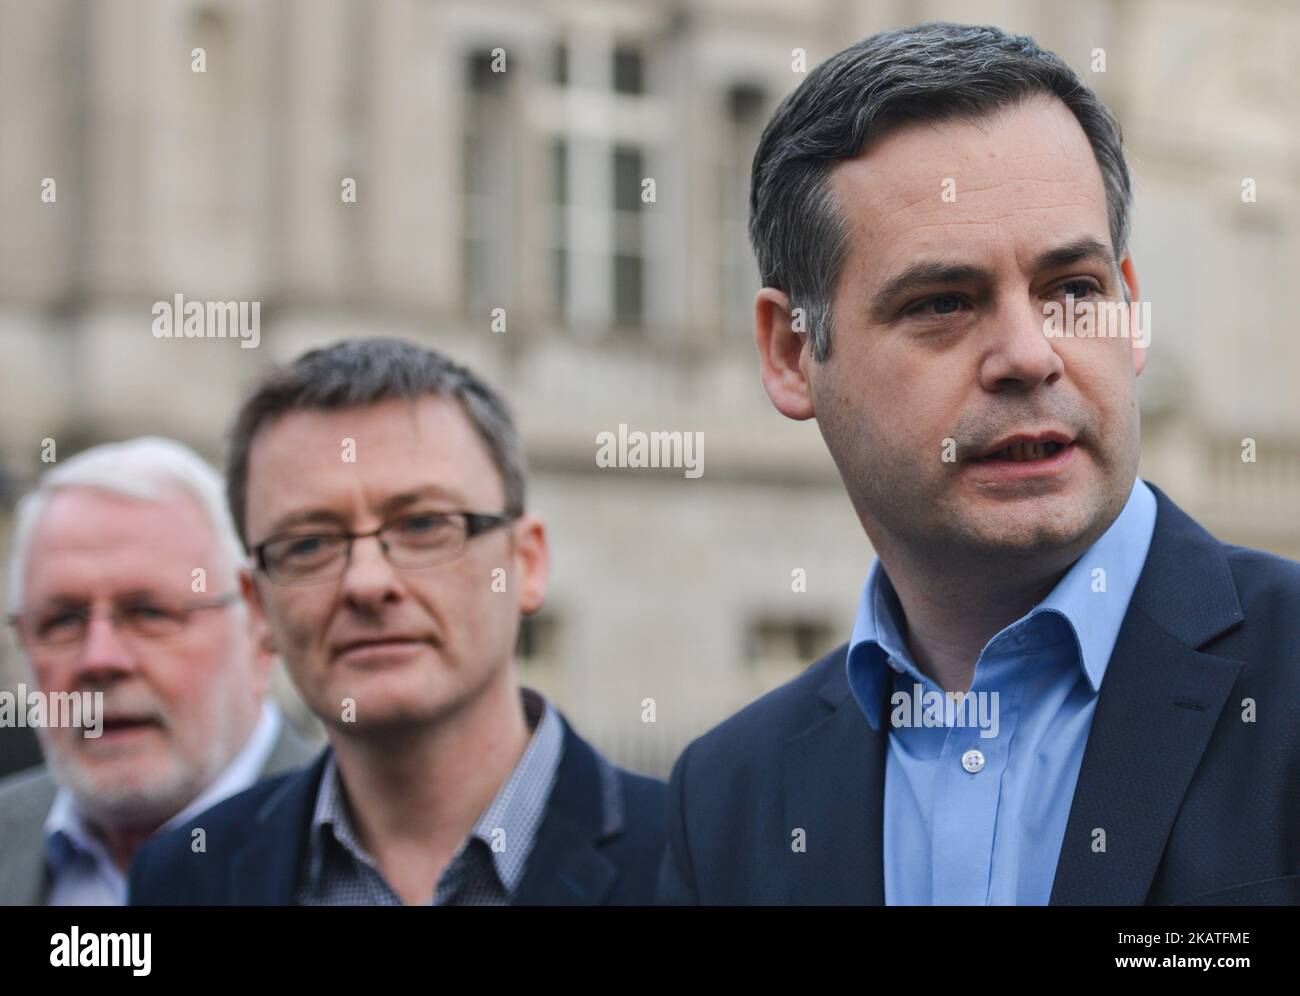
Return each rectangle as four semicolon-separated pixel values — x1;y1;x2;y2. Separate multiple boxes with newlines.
252;510;520;585
8;592;240;648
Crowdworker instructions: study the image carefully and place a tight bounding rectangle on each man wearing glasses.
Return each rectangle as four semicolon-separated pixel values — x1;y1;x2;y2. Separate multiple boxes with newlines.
129;338;666;905
0;437;316;905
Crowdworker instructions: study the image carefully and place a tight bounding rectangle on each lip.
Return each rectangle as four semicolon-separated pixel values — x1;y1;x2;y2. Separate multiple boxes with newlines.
964;440;1079;481
93;718;162;743
974;430;1074;461
333;638;430;664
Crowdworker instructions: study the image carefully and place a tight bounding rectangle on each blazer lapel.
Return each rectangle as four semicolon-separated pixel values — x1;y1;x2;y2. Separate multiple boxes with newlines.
513;811;616;905
229;751;328;905
781;653;888;904
512;716;617;905
1050;483;1246;905
0;771;57;905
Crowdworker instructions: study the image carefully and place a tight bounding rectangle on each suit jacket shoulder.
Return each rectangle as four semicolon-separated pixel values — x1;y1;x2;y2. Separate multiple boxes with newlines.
132;711;666;906
657;644;865;905
514;713;666;905
0;711;320;906
129;751;327;906
660;481;1300;905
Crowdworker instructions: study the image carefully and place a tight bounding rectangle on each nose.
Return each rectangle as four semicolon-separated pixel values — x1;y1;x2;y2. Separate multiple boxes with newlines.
339;534;405;612
75;613;139;682
978;296;1065;392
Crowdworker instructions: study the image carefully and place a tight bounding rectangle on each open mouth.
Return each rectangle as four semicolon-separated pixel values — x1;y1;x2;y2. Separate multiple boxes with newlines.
100;717;159;735
976;440;1067;462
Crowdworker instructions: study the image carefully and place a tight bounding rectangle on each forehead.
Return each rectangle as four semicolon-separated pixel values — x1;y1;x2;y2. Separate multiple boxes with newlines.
244;395;504;528
24;487;219;599
830;95;1111;278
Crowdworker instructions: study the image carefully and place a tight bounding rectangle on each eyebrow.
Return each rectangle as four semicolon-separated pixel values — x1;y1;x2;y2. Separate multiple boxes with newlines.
377;487;471;517
34;589;168;610
869;236;1118;321
261;509;349;539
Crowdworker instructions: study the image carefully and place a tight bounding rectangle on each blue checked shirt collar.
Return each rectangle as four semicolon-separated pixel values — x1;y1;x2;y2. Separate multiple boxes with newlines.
303;685;563;902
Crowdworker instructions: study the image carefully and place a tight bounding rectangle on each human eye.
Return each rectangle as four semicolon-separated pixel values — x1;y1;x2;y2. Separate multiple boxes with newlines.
120;602;187;634
35;607;85;641
122;603;173;621
392;512;457;544
903;292;969;319
275;533;342;566
1054;278;1103;299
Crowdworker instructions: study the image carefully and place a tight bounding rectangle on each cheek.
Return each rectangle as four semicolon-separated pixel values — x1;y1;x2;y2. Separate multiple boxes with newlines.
449;565;495;627
270;592;331;656
1068;343;1136;416
153;640;238;721
428;560;509;648
31;658;71;694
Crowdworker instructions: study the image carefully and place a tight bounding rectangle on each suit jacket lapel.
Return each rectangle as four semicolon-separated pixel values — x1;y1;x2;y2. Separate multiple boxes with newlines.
1051;483;1246;905
512;716;617;905
0;772;56;905
782;653;888;904
229;751;328;905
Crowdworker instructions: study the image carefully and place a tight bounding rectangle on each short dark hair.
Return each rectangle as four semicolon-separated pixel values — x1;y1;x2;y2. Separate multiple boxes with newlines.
749;22;1133;362
226;338;526;548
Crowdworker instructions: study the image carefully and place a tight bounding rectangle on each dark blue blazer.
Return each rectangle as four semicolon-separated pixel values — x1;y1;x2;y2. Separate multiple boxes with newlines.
130;713;666;905
658;481;1300;905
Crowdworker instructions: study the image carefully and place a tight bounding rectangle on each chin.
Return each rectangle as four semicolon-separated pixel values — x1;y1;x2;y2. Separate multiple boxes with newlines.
51;751;205;828
322;673;465;732
965;505;1099;556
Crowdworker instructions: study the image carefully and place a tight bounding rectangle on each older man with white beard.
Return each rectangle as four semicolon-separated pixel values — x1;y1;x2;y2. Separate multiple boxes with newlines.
0;437;316;905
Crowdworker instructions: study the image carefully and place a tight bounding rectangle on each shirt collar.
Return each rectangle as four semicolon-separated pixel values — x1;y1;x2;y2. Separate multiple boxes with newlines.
306;686;564;899
848;477;1158;727
468;687;563;894
44;700;283;873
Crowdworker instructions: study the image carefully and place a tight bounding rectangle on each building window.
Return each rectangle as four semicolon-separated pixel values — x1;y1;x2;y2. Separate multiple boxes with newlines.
612;144;646;329
462;48;513;313
745;617;835;693
516;612;561;670
550;137;569;318
542;34;660;334
612;45;644;95
552;41;568;87
721;82;768;337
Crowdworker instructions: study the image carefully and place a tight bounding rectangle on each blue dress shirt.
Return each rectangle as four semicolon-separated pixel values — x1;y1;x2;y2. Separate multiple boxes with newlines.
846;477;1158;904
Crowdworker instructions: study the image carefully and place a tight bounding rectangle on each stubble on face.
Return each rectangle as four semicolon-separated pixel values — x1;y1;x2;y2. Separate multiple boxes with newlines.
809;96;1142;574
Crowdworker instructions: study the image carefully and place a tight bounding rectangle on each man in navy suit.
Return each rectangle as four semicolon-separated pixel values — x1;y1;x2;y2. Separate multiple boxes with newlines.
131;339;664;905
658;23;1300;905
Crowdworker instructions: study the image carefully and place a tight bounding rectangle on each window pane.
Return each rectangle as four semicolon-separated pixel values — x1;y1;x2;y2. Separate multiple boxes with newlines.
614;253;643;327
552;42;568;86
613;146;643;212
612;45;644;95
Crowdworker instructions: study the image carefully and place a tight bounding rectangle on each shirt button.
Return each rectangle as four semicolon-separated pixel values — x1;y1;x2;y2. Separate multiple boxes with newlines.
887;656;903;673
961;749;986;773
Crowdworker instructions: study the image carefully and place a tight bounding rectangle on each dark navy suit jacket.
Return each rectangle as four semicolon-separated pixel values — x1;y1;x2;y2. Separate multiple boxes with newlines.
130;713;666;905
658;482;1300;905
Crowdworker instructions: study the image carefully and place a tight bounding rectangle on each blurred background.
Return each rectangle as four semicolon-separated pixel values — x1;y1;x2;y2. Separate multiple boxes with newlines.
1;0;1298;779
